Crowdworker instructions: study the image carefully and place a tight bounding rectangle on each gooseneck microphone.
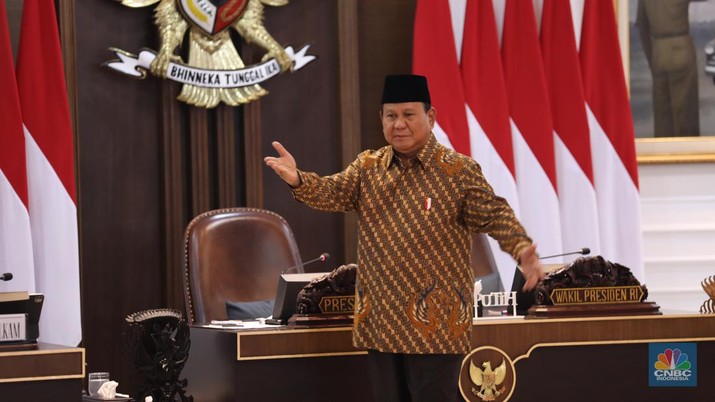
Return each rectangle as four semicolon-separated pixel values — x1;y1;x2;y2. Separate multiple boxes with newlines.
282;253;330;274
539;247;590;260
0;272;13;281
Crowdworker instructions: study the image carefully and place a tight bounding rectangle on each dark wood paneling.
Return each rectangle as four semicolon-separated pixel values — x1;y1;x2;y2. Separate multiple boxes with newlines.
160;81;186;311
58;0;78;143
358;0;418;152
216;105;237;208
185;327;373;402
259;0;345;269
338;0;361;265
73;0;164;389
189;108;211;215
0;345;84;380
472;313;715;359
243;100;263;208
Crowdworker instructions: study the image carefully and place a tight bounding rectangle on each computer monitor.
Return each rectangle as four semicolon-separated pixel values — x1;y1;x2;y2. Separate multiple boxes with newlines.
0;293;44;342
510;266;533;315
510;264;566;315
267;272;329;325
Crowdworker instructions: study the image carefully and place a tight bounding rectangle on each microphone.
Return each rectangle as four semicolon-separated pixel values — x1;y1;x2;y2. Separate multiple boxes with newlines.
282;253;330;274
0;273;13;281
539;247;590;260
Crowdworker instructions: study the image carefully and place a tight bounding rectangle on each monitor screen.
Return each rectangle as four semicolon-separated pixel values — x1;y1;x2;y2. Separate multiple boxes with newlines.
510;266;533;315
0;293;44;342
269;272;329;324
510;264;565;315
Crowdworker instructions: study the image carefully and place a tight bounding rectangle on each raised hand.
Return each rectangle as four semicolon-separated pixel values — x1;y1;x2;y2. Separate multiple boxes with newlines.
264;141;300;187
519;244;545;291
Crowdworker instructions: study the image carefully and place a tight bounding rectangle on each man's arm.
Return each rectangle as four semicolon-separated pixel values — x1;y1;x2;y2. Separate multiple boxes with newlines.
460;161;544;290
264;141;362;212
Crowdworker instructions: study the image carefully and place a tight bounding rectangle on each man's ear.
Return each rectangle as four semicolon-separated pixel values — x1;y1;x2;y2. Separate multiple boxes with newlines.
427;107;436;128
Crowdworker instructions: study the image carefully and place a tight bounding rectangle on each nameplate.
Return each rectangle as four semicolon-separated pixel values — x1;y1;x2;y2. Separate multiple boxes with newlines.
0;314;27;342
475;291;518;318
318;296;355;314
550;286;645;306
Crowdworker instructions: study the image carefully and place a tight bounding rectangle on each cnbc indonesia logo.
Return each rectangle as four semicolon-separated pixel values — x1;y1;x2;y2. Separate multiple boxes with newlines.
649;343;697;387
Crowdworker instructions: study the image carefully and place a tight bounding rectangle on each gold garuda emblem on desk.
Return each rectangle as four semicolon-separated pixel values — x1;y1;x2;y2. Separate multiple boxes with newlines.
459;347;516;402
105;0;316;108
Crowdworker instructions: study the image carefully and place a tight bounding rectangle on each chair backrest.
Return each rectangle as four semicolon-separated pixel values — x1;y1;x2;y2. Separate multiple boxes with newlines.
183;208;303;324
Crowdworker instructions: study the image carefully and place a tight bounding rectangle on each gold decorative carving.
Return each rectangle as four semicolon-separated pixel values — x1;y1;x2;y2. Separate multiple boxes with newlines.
106;0;316;108
699;275;715;314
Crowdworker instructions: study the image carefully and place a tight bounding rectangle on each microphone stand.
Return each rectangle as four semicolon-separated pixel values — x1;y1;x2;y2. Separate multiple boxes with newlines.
539;247;591;260
282;253;330;274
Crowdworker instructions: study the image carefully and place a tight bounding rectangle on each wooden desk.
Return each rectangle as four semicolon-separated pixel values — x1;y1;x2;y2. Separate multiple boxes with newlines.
471;313;715;402
0;343;85;402
184;326;370;402
183;314;715;402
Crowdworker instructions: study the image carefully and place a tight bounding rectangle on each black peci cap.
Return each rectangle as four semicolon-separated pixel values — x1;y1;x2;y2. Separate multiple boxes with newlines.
381;74;431;104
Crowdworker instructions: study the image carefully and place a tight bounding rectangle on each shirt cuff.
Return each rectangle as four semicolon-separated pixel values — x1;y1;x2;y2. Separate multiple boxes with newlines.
512;241;533;263
290;170;309;197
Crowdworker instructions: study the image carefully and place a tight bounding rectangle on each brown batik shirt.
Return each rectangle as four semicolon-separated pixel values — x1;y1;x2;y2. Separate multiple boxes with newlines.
292;134;531;354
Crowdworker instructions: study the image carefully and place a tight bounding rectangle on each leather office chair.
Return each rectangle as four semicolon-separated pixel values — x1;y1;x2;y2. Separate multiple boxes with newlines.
471;233;500;293
183;208;303;324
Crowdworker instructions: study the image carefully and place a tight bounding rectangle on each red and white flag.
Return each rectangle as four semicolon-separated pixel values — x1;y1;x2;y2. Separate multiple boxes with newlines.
540;0;601;260
580;0;644;279
0;0;35;293
461;0;521;289
412;0;469;154
501;0;563;259
17;0;82;346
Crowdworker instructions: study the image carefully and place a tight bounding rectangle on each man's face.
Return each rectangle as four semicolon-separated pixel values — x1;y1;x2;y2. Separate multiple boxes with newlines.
380;102;435;157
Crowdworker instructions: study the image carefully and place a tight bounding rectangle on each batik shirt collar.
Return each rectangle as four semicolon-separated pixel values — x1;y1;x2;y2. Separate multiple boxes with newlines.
382;133;440;170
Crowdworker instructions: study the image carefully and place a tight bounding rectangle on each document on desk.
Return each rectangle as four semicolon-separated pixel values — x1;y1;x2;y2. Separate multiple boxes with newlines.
204;319;281;329
473;316;526;322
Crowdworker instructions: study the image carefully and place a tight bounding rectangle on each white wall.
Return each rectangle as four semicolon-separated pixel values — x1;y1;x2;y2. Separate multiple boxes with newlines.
639;162;715;313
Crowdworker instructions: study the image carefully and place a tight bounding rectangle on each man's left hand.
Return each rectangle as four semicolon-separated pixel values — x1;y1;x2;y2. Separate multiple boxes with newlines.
519;244;545;291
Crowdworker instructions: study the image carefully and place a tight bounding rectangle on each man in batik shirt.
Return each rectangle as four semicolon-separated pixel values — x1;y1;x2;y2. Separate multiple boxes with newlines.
265;74;544;402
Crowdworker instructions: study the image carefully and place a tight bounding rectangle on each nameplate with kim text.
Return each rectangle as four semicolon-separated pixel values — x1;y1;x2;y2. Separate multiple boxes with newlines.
550;286;645;306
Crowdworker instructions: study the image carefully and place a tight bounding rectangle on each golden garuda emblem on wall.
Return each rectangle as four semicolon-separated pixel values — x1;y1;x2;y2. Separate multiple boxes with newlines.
104;0;316;108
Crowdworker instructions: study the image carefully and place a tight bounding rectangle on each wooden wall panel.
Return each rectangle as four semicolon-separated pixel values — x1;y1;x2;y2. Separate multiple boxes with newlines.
358;0;418;152
338;0;361;265
216;105;237;207
159;81;186;312
189;108;211;215
73;0;165;388
259;1;346;269
242;100;263;208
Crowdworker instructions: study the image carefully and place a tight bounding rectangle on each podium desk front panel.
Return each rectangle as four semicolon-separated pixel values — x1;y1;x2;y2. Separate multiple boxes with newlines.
471;312;715;359
0;343;85;402
470;314;715;402
185;326;369;402
184;314;715;402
